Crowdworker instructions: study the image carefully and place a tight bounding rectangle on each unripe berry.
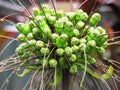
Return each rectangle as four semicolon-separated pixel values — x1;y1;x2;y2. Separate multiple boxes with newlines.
69;54;77;62
69;64;78;74
49;59;57;68
56;48;64;56
40;47;50;55
65;47;73;56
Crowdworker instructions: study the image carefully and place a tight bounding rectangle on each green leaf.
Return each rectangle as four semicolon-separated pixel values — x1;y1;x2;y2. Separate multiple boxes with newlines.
102;66;114;79
16;68;31;77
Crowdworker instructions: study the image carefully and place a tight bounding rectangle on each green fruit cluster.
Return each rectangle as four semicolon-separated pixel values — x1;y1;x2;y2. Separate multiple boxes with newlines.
15;4;108;75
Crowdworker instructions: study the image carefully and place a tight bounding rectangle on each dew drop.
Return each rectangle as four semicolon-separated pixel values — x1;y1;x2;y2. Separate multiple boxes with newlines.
17;68;20;71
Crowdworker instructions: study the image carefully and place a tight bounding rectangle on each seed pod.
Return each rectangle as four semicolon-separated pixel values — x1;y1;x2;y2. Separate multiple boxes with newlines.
49;59;57;68
16;23;31;35
36;40;45;48
33;7;41;16
27;33;34;40
56;48;64;56
73;29;80;37
65;47;73;56
75;21;85;30
75;9;84;22
28;39;37;47
71;45;79;53
89;13;101;26
40;47;50;56
71;37;80;45
68;54;77;62
17;33;26;42
51;33;59;44
69;64;78;74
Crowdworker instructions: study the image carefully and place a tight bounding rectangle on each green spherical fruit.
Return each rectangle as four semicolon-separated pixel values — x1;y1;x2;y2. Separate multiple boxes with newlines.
28;39;37;46
17;33;26;42
97;47;105;54
16;46;24;55
28;21;36;29
42;59;48;67
42;4;50;14
93;29;101;36
79;38;87;44
80;12;88;22
19;43;29;49
89;56;96;64
56;48;64;56
69;54;77;62
36;40;45;48
87;40;96;47
65;47;73;56
64;21;74;38
76;21;85;30
57;10;64;18
40;47;50;55
71;37;80;45
69;64;78;74
66;12;75;21
71;45;79;53
49;59;57;68
42;27;52;37
75;9;84;22
73;29;80;37
48;15;56;25
33;7;41;16
27;33;34;40
32;28;41;37
51;33;59;43
89;13;101;26
96;26;106;34
54;20;64;34
79;43;86;51
60;33;68;41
